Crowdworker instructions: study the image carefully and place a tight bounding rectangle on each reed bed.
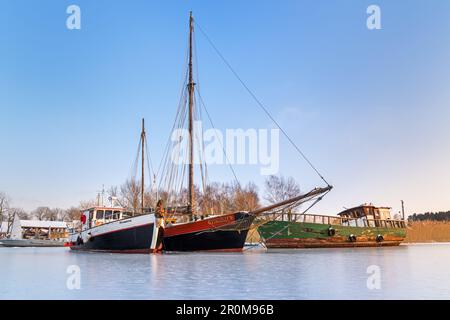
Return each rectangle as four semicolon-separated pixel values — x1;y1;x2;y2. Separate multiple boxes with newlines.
246;228;261;244
404;221;450;243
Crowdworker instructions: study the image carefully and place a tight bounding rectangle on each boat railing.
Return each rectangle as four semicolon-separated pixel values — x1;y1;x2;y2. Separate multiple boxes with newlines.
266;213;406;229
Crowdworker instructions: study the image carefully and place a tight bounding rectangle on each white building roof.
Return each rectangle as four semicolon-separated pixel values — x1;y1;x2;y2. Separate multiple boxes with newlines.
1;220;68;234
19;220;68;229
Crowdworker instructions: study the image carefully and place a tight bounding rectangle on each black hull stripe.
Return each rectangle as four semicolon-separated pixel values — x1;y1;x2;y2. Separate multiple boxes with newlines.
71;223;155;252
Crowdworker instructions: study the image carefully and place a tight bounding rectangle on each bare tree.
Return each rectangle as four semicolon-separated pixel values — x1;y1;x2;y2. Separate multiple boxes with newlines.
143;191;156;209
108;186;119;198
47;208;64;221
63;207;81;222
32;207;51;221
230;182;260;212
0;192;10;222
198;182;260;214
108;184;154;209
79;200;96;210
120;179;141;211
199;183;227;214
8;208;29;220
107;186;121;207
264;175;301;205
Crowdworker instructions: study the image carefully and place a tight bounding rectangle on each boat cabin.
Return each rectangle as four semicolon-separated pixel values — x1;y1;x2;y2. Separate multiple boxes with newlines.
267;204;405;229
80;206;130;230
337;204;404;228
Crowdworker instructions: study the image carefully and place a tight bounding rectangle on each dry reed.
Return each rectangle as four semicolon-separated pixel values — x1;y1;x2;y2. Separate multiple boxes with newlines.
404;221;450;243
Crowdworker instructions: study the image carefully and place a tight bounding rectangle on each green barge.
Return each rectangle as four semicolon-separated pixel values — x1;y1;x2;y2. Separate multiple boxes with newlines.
257;204;407;248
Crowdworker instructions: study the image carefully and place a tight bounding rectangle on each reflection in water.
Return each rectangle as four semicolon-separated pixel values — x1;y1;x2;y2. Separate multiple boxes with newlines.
0;244;449;299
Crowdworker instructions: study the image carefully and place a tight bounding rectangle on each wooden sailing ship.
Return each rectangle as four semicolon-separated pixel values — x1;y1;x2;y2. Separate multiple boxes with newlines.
158;13;332;252
159;12;255;252
257;204;407;248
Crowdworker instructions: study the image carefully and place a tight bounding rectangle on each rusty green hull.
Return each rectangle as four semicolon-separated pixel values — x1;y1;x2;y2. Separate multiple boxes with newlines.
258;221;407;248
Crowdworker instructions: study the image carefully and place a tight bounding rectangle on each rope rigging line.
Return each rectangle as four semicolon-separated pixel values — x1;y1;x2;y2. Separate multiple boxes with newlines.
195;87;241;187
156;17;332;220
192;29;244;210
245;188;331;250
294;188;332;221
129;136;143;181
245;190;330;247
156;41;190;180
144;135;155;190
157;65;190;203
194;20;330;187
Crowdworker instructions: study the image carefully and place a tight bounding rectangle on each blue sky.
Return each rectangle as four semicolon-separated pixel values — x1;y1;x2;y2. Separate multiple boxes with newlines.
1;0;450;215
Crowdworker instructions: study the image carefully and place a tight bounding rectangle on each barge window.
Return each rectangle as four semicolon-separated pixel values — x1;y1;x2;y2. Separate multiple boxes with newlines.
96;210;104;219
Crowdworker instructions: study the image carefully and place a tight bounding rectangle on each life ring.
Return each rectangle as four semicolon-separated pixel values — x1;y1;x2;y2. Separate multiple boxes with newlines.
376;234;384;242
327;227;336;237
348;234;357;242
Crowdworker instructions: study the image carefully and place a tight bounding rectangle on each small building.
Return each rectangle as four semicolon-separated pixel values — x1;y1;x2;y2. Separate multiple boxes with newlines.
0;217;68;241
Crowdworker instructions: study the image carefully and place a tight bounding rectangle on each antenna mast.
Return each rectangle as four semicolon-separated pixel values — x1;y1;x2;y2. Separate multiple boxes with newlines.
188;11;196;219
401;200;405;220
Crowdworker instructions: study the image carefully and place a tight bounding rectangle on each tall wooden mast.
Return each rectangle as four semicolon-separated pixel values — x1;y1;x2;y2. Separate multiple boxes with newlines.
188;11;196;218
141;118;145;214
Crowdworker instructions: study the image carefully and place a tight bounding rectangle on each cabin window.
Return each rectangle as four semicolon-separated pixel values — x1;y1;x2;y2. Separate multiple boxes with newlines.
105;210;113;220
379;209;391;220
96;210;104;220
89;210;94;228
113;211;121;219
122;212;131;218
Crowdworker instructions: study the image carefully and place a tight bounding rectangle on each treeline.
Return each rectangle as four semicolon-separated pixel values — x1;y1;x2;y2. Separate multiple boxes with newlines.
0;175;301;222
109;180;261;215
409;211;450;222
106;175;300;214
0;192;82;222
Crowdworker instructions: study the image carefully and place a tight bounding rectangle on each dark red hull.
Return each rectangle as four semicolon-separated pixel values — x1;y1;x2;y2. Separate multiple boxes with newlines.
162;212;255;252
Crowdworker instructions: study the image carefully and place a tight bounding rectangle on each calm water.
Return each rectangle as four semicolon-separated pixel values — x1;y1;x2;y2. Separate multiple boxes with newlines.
1;244;449;299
